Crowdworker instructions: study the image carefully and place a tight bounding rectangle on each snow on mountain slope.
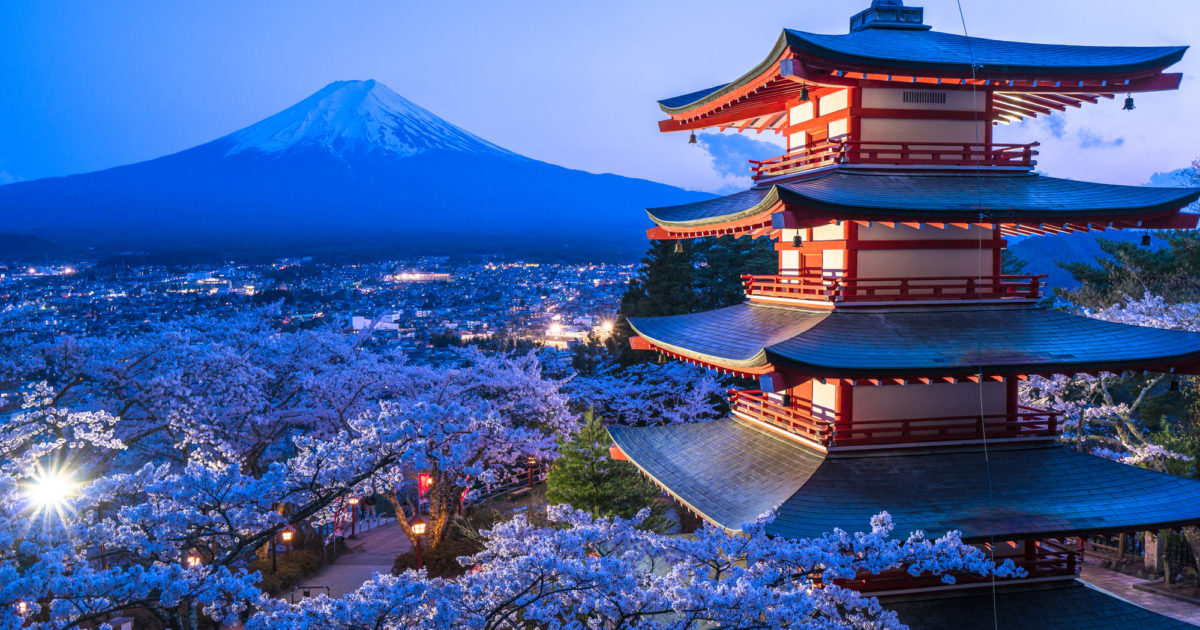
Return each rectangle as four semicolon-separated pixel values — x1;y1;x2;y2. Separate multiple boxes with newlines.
222;79;523;160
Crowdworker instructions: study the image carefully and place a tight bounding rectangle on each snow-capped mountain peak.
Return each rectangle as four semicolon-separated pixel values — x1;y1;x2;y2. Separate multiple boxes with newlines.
221;79;522;160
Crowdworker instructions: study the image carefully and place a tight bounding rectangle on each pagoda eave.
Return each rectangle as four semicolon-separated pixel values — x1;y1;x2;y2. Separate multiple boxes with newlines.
644;170;1200;237
629;303;1200;380
658;26;1187;127
610;418;1200;542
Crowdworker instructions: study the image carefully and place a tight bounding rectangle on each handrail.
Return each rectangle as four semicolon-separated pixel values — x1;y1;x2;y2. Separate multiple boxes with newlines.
728;390;1059;447
728;390;833;443
750;138;1039;180
742;274;1045;303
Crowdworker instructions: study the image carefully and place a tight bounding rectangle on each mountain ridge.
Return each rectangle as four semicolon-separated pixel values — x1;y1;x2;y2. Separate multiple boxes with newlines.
0;80;708;260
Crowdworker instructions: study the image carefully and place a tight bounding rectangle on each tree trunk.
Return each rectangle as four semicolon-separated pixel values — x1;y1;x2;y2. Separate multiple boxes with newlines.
386;472;462;551
1182;525;1200;580
425;474;461;549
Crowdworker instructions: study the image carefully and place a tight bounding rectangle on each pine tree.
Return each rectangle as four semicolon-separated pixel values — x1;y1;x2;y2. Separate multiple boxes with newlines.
612;236;774;363
545;409;667;529
691;235;776;309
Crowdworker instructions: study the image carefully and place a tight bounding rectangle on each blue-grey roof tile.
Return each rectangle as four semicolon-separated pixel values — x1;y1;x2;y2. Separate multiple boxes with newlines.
631;303;1200;376
610;418;1200;542
884;581;1195;630
646;170;1200;228
785;28;1186;76
607;418;822;532
659;27;1186;113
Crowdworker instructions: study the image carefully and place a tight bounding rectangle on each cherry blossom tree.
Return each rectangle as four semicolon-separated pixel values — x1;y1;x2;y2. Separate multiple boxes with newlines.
561;359;729;426
10;305;409;475
1;380;1018;630
1021;293;1200;569
0;383;435;629
249;506;1021;630
1021;294;1200;467
381;349;577;550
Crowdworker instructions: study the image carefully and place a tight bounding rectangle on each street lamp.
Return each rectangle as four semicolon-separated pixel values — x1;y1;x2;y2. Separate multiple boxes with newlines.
348;497;360;538
281;528;294;556
410;515;427;570
526;456;538;489
186;552;203;568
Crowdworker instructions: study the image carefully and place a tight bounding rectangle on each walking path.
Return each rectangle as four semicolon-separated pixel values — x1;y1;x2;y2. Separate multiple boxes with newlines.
287;518;412;600
1079;558;1200;626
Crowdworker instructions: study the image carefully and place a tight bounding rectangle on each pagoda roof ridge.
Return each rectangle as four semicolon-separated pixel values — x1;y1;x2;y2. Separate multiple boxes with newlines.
659;26;1187;115
644;169;1200;232
629;302;1200;377
609;416;1200;541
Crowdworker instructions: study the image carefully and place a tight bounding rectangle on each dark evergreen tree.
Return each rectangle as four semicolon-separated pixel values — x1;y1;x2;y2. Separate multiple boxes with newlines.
1001;248;1029;275
612;236;774;363
545;409;667;530
691;235;776;309
1057;231;1200;308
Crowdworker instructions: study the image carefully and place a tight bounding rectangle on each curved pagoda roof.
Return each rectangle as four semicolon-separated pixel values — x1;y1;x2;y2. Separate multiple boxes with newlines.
660;27;1186;115
645;170;1200;237
628;303;1200;378
608;417;1200;541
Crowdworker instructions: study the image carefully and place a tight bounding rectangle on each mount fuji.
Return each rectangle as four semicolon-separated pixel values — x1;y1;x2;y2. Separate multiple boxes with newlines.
0;80;710;259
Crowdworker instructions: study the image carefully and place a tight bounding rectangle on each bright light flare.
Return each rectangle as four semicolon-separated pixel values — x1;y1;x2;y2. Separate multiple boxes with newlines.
24;468;77;517
548;323;563;335
600;321;614;333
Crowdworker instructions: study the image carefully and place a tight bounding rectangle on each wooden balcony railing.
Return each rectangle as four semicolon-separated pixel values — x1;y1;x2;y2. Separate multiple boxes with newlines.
843;541;1077;593
833;406;1059;446
728;390;834;444
742;274;1045;303
749;138;1039;180
729;390;1059;448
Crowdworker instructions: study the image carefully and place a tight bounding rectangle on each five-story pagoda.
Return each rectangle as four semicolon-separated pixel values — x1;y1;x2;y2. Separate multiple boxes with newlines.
610;2;1200;627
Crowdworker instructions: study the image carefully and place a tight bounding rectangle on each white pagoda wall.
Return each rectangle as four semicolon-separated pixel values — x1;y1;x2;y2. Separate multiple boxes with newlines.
860;118;987;145
852;381;1007;421
859;87;987;147
855;222;998;280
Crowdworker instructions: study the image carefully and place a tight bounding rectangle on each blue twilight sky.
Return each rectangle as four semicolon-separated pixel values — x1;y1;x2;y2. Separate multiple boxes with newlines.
0;0;1197;194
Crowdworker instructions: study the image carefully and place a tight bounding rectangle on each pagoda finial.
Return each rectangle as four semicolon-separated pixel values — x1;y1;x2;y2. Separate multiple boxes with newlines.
850;0;931;33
